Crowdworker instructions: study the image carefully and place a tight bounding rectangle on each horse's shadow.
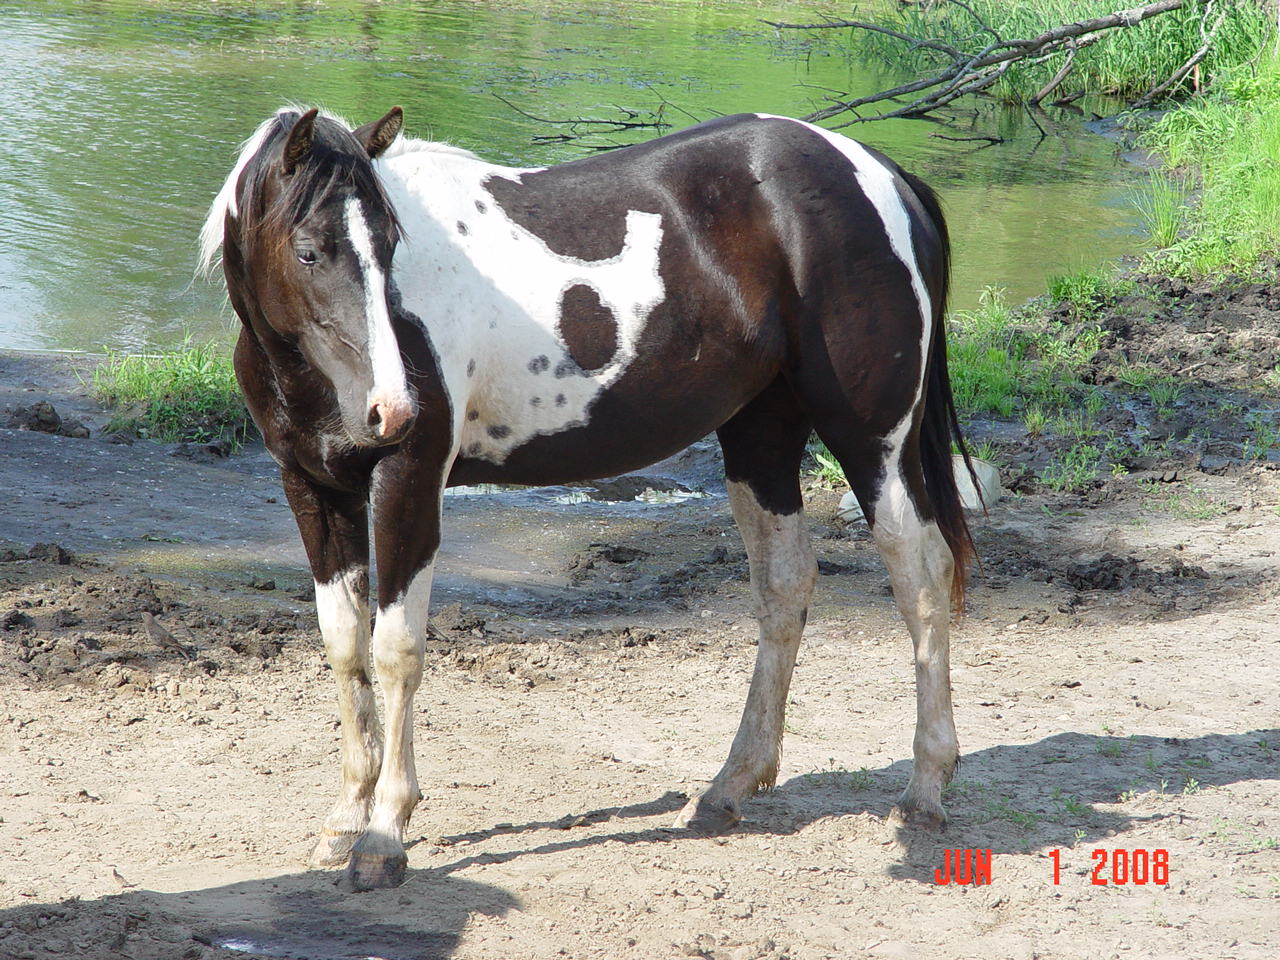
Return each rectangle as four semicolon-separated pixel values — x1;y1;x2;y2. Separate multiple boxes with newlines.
414;726;1279;887
0;867;516;960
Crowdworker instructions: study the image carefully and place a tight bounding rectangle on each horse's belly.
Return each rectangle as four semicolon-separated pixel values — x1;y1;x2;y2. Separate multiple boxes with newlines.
449;346;769;487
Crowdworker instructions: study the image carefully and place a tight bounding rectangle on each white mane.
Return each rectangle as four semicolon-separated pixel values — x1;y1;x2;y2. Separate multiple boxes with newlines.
197;108;479;277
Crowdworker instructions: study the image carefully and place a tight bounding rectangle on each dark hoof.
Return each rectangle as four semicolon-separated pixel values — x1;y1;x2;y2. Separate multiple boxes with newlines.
674;794;742;835
890;801;947;832
310;830;360;868
345;850;407;891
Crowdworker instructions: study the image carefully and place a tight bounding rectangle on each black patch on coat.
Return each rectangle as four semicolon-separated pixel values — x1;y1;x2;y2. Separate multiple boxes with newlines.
467;409;479;421
554;394;566;407
556;284;618;372
487;424;511;439
457;221;469;236
466;359;476;377
528;355;550;374
484;174;630;261
530;397;542;407
474;199;486;214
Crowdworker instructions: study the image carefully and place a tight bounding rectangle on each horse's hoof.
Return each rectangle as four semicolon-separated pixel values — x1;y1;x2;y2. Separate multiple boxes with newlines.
889;800;947;832
674;794;742;835
345;849;408;891
309;830;360;868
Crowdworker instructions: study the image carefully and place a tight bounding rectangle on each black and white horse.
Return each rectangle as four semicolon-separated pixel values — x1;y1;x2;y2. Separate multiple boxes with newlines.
200;106;975;890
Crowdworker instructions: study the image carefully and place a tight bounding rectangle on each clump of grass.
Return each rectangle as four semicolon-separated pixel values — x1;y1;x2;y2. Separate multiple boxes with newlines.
1046;266;1130;320
1041;441;1101;492
1242;411;1280;461
807;440;846;488
92;341;253;445
1131;170;1189;249
949;286;1027;418
948;285;1107;426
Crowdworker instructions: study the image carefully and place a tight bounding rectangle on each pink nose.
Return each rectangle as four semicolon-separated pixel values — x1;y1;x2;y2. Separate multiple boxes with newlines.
369;394;415;441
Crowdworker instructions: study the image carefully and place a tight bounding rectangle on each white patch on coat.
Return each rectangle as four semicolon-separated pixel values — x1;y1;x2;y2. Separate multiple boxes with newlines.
344;196;412;409
363;563;434;843
373;149;665;464
314;568;368;652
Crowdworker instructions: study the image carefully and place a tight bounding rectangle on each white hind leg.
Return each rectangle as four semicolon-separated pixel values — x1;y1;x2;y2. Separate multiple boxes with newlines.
869;469;958;828
675;479;817;833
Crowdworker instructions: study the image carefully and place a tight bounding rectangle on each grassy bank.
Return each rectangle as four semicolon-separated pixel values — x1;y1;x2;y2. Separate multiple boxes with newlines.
858;0;1271;105
1135;46;1280;276
92;342;252;446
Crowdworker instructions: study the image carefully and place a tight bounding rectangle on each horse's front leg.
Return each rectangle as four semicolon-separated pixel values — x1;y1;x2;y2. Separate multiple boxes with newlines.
346;465;444;891
279;471;380;868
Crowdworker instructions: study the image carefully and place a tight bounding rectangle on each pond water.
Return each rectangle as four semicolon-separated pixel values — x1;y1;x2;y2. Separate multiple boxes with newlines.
0;0;1143;353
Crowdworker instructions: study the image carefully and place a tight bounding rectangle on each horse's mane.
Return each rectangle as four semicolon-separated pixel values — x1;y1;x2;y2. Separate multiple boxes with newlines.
198;112;280;275
199;108;467;276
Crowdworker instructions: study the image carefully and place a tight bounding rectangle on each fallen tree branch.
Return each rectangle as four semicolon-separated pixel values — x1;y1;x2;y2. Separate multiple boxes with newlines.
1132;0;1228;108
766;0;1189;124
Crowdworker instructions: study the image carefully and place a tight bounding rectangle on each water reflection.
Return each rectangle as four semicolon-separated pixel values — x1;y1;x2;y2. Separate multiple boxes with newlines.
0;0;1141;352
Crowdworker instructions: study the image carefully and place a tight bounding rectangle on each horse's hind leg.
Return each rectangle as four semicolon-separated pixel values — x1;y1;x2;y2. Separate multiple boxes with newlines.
279;471;382;867
676;380;816;833
821;430;958;829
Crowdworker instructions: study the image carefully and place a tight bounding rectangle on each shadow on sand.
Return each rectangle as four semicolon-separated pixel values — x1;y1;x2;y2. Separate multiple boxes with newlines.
4;727;1273;959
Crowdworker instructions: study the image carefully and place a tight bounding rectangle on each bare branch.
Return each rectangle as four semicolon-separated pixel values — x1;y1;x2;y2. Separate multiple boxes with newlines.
763;17;963;58
1030;40;1080;105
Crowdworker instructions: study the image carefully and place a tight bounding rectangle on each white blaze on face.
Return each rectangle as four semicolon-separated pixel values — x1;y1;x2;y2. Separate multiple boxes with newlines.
345;196;411;413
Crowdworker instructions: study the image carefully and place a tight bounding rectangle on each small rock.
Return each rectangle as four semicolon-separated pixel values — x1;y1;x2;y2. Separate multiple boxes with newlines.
59;419;90;439
172;440;231;463
27;542;71;564
2;609;35;630
52;609;80;628
4;400;61;433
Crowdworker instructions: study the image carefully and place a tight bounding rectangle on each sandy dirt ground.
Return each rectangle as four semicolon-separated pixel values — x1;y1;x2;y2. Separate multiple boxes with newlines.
0;311;1277;960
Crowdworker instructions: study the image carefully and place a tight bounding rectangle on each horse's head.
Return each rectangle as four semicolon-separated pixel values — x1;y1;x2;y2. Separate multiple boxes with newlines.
209;107;417;447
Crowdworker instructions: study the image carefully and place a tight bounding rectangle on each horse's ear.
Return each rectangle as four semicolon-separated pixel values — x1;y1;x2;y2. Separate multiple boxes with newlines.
354;106;404;159
281;108;320;175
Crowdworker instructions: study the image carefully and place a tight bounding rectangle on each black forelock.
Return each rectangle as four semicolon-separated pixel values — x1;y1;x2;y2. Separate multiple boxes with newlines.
237;110;402;263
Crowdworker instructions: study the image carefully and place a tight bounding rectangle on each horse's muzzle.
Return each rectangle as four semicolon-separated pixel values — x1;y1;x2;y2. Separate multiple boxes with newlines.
367;391;417;444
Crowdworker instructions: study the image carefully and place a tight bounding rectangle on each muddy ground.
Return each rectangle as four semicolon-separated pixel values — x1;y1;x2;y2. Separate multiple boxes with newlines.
1;277;1278;960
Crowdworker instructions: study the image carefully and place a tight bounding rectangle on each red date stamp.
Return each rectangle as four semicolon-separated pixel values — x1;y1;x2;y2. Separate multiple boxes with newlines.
1049;848;1170;885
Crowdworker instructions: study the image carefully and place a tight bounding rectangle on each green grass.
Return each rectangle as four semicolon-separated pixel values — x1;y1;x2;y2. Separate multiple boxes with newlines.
1137;47;1280;276
1130;170;1189;249
92;341;253;445
948;286;1104;421
856;0;1272;105
1046;266;1130;320
1041;441;1102;493
807;440;846;488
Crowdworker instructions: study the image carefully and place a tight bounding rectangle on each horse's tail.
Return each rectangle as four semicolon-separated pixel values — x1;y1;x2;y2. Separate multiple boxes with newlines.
900;169;977;609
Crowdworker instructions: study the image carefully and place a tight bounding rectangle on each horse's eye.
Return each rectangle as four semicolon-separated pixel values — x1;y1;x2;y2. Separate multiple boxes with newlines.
296;249;318;266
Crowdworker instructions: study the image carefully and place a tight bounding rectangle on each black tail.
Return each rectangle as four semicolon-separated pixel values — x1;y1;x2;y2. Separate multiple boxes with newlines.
900;170;977;608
